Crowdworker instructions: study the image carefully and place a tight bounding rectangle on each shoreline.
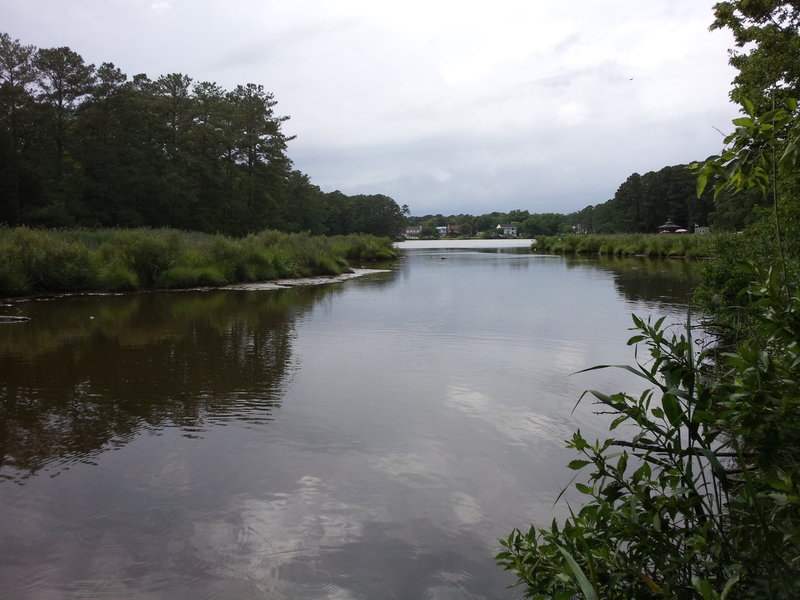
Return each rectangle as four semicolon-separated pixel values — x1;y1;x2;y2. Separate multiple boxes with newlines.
0;268;390;307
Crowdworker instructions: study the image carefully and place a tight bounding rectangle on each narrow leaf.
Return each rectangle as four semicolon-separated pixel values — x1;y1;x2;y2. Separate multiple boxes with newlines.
556;545;597;600
701;448;729;487
661;394;683;426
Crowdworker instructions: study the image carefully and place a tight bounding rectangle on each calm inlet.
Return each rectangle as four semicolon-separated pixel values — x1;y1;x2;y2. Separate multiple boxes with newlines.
0;241;701;599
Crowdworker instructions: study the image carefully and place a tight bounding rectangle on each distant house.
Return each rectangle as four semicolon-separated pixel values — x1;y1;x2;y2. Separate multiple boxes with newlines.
497;223;518;237
657;219;681;234
404;225;423;239
694;226;710;235
446;224;461;237
436;226;448;237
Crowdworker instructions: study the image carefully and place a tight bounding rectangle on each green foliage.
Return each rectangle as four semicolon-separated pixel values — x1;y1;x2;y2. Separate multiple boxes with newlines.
694;97;800;200
710;1;800;109
330;233;398;261
561;165;718;235
519;213;566;237
0;227;397;297
0;227;95;293
534;234;711;258
0;33;407;238
498;276;800;598
693;99;800;338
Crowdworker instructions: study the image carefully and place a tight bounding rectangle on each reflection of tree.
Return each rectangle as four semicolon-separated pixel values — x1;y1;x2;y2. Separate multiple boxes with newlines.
0;287;330;482
564;256;700;305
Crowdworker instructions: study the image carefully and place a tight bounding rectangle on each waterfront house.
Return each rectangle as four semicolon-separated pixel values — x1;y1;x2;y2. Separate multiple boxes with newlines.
497;223;518;237
404;225;423;239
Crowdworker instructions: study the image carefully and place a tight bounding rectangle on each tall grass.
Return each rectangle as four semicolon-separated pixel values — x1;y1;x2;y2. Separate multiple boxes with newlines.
535;233;712;258
0;227;397;297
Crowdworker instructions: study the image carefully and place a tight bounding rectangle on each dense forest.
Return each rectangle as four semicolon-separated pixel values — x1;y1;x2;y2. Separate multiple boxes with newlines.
0;33;409;238
571;163;764;233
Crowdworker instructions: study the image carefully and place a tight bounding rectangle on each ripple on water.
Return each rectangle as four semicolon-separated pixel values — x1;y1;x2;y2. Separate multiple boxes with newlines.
43;572;213;600
3;504;211;599
66;505;183;548
277;559;340;594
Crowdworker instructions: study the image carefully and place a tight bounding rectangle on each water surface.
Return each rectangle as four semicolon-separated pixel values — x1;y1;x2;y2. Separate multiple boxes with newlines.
0;243;700;599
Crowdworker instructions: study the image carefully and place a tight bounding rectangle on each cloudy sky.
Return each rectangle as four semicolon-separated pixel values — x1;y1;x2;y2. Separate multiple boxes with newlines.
3;0;740;216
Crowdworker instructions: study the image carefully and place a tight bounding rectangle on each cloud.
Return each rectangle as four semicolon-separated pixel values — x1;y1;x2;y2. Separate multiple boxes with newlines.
150;2;170;14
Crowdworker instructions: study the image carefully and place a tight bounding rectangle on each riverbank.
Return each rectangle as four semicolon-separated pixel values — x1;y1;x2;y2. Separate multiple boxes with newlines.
533;233;711;257
0;227;398;298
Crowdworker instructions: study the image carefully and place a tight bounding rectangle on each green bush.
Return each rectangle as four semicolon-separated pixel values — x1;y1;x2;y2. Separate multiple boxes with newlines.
158;265;227;288
95;262;139;291
498;269;800;600
0;227;96;294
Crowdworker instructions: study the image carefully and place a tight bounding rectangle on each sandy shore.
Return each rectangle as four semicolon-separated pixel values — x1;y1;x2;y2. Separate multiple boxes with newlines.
220;268;390;291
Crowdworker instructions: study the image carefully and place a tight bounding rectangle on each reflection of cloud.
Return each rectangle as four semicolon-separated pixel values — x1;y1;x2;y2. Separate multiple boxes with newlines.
368;447;448;487
551;339;591;374
446;386;570;446
451;491;483;525
188;475;367;597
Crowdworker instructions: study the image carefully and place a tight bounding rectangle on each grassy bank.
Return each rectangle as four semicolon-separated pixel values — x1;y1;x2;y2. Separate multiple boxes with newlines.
0;227;398;298
534;233;712;258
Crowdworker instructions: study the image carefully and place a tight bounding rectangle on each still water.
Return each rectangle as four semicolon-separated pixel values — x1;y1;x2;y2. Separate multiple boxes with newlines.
0;242;700;599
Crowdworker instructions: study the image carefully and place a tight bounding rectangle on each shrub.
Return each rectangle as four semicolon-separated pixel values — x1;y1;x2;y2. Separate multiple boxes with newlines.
158;265;227;288
0;227;95;294
498;269;800;600
97;229;184;288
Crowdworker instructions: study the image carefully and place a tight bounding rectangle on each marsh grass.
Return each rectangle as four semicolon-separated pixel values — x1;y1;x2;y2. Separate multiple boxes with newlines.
0;227;397;297
535;234;712;258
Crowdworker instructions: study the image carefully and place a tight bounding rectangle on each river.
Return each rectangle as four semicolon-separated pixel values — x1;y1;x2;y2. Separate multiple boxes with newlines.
0;240;700;599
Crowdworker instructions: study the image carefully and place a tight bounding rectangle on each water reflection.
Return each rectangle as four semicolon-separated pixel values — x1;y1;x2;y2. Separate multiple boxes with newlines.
0;287;337;482
564;255;701;306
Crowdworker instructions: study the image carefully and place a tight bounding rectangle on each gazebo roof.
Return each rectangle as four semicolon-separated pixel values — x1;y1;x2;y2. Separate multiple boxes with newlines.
658;219;680;231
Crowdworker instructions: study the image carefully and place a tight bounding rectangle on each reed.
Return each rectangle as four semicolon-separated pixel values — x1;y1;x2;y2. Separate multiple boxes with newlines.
534;233;712;258
0;227;398;297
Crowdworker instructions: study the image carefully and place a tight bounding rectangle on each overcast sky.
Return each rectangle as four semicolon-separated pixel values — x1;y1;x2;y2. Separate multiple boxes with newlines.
3;0;740;216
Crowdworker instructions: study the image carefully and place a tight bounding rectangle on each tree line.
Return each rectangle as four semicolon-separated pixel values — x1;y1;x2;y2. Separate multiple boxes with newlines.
409;163;765;238
0;33;408;238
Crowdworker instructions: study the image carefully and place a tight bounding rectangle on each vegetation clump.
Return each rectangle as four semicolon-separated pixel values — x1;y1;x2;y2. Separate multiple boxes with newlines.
498;274;800;598
533;233;712;258
0;227;397;297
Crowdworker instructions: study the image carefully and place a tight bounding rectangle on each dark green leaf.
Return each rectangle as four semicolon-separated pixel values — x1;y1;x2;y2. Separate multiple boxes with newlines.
568;460;592;470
